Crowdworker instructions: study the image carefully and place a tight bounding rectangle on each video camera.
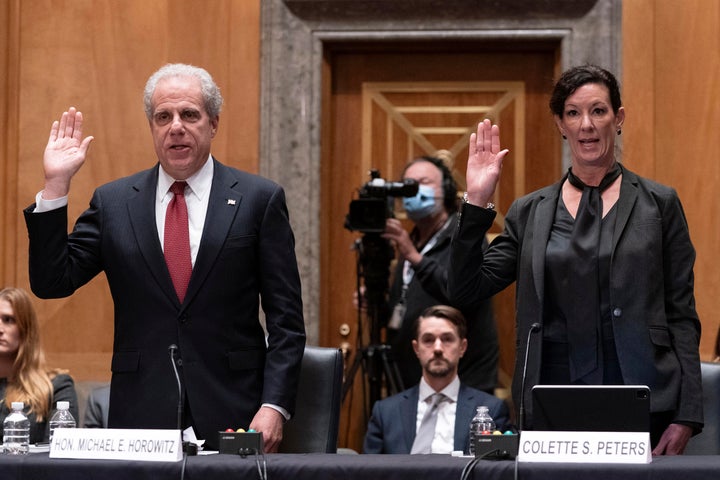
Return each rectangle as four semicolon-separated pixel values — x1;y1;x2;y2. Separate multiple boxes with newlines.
344;169;419;233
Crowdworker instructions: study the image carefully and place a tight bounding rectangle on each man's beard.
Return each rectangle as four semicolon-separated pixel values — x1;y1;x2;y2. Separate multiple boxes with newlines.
424;356;453;378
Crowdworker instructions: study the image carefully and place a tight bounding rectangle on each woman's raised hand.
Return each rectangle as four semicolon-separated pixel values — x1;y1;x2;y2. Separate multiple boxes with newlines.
464;119;509;206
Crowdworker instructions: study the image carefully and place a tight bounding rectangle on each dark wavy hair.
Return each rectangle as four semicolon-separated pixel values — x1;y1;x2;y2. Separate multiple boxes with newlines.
549;65;622;117
413;305;467;340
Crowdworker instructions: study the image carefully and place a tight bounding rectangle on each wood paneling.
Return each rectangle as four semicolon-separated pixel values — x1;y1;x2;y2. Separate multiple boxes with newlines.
1;0;20;283
4;0;260;380
623;0;720;360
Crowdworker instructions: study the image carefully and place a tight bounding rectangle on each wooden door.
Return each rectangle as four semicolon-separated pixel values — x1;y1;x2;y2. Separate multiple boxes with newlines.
320;41;560;451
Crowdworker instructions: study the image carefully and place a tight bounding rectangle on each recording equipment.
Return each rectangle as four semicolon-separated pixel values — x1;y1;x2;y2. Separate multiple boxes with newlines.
218;430;267;480
342;170;415;407
168;344;183;431
472;322;540;461
519;323;542;432
219;430;264;456
344;169;418;233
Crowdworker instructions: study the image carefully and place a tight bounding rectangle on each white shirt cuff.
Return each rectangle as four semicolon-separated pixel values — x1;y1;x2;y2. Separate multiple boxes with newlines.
33;191;68;213
262;403;291;421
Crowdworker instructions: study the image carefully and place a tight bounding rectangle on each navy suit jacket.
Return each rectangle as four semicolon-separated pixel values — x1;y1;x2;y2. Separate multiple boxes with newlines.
24;158;306;448
363;383;510;454
449;166;703;430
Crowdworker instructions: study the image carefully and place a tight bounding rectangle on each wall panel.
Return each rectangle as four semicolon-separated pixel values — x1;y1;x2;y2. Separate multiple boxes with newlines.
4;0;260;380
624;0;720;360
1;0;20;283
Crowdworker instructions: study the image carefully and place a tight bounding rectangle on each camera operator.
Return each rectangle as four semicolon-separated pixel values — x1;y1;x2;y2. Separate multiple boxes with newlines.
381;152;500;393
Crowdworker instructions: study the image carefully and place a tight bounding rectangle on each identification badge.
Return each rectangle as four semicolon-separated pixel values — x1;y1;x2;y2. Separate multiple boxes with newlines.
388;303;406;330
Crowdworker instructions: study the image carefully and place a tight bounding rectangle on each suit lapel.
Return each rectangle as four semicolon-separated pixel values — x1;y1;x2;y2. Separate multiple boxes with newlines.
126;166;178;304
531;185;559;304
401;387;420;452
183;160;242;305
612;168;639;251
453;384;475;451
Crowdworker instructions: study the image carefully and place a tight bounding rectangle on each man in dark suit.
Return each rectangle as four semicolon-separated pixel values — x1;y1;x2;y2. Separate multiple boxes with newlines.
23;64;306;452
363;305;509;454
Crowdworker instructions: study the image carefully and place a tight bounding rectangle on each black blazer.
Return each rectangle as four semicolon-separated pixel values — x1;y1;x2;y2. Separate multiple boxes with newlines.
24;158;306;448
387;215;499;393
449;166;703;429
362;383;510;454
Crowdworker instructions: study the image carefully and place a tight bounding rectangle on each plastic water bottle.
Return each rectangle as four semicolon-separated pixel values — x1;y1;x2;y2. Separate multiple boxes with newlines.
3;401;30;455
468;405;496;455
49;401;76;443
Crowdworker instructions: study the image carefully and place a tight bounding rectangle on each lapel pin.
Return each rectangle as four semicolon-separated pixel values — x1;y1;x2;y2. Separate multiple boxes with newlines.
227;199;236;205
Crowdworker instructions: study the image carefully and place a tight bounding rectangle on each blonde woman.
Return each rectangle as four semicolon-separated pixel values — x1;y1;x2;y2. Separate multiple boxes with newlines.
0;287;77;443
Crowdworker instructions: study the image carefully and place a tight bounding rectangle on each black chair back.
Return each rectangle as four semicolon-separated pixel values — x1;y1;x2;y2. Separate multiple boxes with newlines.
279;346;344;453
685;361;720;454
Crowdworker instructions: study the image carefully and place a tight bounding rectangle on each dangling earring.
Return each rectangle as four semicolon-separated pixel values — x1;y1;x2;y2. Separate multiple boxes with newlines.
617;129;622;136
562;134;567;140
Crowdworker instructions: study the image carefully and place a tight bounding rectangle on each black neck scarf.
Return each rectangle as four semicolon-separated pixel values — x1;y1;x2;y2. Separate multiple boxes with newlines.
565;162;622;382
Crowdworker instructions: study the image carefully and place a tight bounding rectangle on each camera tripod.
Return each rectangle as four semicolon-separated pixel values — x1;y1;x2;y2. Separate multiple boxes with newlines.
341;342;404;405
341;234;405;407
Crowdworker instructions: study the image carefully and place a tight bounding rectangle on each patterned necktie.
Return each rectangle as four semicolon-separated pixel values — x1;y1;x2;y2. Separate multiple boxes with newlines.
164;181;192;303
565;163;622;382
410;393;447;454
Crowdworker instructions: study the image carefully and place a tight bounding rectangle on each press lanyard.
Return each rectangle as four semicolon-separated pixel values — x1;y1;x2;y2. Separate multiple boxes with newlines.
401;216;453;285
388;217;452;330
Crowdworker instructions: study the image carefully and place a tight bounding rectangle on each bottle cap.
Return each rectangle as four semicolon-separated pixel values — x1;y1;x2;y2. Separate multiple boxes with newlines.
56;401;70;410
11;401;24;410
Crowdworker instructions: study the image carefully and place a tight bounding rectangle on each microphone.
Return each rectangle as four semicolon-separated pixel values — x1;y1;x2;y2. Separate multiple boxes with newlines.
168;344;183;431
471;323;541;461
169;344;198;457
518;323;541;432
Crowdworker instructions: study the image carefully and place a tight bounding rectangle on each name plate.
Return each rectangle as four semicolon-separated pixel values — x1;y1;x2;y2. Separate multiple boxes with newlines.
518;431;651;464
50;428;183;462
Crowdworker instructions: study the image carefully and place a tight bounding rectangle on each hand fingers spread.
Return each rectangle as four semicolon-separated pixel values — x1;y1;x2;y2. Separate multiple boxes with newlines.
479;119;493;152
491;124;502;153
73;110;85;141
79;136;95;156
64;107;77;138
57;111;69;138
48;121;59;142
469;132;477;157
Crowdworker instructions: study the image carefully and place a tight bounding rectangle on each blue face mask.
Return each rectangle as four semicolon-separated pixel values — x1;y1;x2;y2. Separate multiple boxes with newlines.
403;184;439;221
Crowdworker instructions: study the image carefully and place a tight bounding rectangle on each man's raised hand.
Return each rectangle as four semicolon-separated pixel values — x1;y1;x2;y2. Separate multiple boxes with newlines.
43;107;94;199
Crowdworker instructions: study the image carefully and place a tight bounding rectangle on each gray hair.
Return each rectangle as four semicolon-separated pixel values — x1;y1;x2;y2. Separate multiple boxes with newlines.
143;63;223;120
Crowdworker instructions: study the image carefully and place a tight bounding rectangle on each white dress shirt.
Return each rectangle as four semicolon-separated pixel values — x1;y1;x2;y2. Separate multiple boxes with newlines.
416;376;460;454
155;156;213;265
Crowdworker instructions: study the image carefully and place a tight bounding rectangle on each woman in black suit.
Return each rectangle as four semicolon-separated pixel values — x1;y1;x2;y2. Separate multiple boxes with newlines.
449;65;702;455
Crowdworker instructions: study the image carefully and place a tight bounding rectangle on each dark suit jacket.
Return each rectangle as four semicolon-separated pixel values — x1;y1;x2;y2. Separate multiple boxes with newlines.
362;383;510;454
83;384;110;429
24;158;306;448
449;166;703;430
387;215;499;393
